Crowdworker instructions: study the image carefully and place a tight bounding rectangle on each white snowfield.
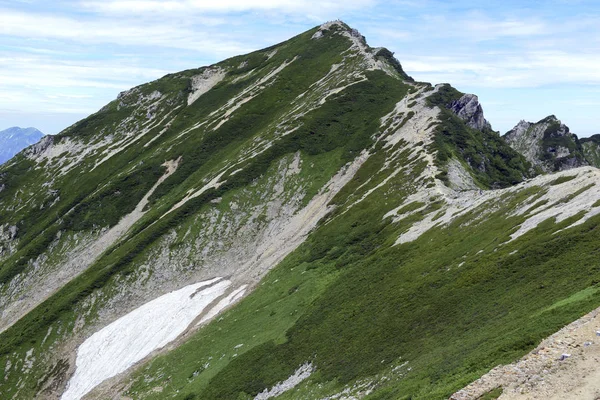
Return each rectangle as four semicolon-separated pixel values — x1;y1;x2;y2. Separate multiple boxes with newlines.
61;277;231;400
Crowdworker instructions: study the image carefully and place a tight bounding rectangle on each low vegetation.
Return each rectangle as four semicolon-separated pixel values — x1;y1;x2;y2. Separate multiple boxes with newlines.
427;85;533;188
1;21;599;400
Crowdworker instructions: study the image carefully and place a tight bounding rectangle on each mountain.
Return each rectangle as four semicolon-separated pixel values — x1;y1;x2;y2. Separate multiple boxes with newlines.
0;127;44;164
580;134;600;168
503;116;588;172
1;21;600;400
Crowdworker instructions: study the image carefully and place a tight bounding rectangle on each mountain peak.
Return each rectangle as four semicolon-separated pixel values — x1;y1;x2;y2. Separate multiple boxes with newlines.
537;114;559;124
317;19;349;30
449;93;492;131
309;21;412;81
0;126;43;136
5;22;600;400
504;116;587;172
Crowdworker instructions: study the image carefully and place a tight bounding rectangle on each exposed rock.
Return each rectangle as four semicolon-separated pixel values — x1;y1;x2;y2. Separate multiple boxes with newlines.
504;115;588;172
23;134;54;158
446;158;479;191
450;94;491;131
254;363;314;399
0;224;18;258
8;225;17;240
311;30;324;40
187;68;226;105
580;134;600;168
451;304;600;400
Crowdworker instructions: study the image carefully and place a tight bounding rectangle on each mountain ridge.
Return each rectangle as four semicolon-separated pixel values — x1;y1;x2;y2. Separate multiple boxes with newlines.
502;115;593;173
1;21;600;400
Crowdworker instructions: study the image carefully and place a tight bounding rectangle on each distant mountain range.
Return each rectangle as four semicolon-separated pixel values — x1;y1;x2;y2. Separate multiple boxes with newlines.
0;127;44;164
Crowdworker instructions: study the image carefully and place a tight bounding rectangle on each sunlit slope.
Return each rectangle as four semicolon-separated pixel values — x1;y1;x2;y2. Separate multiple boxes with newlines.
0;21;598;400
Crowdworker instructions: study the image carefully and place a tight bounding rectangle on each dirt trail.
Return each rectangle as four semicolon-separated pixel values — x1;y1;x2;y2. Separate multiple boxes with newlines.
451;305;600;400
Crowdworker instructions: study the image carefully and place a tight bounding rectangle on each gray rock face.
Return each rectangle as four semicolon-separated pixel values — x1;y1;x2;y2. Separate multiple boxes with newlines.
580;134;600;168
23;134;54;158
450;94;491;131
504;116;587;172
504;120;539;164
0;127;44;164
0;224;18;259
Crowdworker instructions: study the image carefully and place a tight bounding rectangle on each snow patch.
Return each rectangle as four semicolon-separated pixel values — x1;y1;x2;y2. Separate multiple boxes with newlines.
61;278;231;400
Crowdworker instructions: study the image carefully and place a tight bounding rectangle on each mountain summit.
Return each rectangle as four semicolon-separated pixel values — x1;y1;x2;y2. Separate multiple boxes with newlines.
503;115;588;172
1;21;600;400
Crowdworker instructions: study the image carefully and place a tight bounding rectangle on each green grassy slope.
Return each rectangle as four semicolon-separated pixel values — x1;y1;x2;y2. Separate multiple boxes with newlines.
0;22;414;398
120;164;600;400
0;21;598;400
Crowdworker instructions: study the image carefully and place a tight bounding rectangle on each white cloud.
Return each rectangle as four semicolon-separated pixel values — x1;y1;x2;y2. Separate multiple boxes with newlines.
0;53;174;120
0;0;598;135
403;49;600;88
80;0;377;15
460;17;548;38
0;55;168;87
0;9;250;54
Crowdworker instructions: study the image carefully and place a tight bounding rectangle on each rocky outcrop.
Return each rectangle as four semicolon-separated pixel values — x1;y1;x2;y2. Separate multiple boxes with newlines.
580;134;600;168
503;115;587;172
0;224;18;259
450;94;491;131
23;134;54;158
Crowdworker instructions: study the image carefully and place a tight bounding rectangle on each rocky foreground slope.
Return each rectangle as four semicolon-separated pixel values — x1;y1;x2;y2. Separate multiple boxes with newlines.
1;21;600;400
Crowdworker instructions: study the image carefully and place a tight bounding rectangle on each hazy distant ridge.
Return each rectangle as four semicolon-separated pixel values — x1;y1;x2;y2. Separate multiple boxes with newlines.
0;127;44;164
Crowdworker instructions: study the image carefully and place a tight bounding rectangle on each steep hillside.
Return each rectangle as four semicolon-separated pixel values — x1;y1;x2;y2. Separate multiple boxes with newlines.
0;127;44;164
580;134;600;168
427;84;532;189
1;21;600;400
503;116;588;172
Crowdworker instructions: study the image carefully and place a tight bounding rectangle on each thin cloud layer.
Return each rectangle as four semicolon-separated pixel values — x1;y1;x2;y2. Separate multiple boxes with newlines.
0;0;598;135
81;0;377;15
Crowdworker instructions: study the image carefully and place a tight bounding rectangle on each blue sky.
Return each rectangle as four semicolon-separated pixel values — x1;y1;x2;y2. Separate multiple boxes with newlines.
0;0;598;136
